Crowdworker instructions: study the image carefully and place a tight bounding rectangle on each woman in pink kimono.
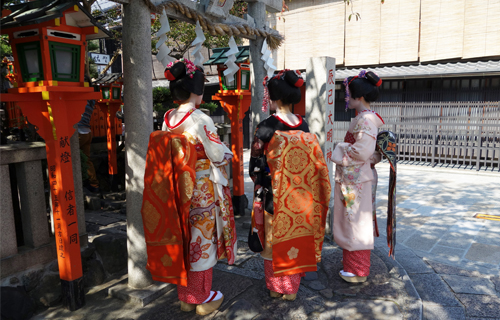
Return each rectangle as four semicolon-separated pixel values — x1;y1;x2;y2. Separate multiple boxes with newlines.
332;71;384;283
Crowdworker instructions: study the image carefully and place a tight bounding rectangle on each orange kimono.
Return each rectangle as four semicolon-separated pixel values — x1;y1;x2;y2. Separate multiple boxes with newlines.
266;130;331;276
141;131;196;286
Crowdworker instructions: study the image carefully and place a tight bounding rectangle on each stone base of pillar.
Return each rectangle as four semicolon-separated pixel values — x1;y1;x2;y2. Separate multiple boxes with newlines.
232;194;249;217
61;277;85;311
108;280;174;307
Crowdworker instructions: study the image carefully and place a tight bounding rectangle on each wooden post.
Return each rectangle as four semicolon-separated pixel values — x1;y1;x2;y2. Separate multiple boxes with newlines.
213;94;251;216
2;90;100;310
97;102;121;190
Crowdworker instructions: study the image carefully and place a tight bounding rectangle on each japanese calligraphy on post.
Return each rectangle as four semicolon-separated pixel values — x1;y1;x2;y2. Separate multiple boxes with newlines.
324;61;336;191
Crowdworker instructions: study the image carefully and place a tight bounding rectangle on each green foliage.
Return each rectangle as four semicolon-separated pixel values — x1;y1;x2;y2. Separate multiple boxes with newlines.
200;102;218;115
88;39;99;52
0;35;12;58
92;6;123;45
152;86;178;113
88;57;98;79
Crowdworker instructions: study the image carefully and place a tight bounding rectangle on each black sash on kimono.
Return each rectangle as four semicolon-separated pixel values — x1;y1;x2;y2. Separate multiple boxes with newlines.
376;131;397;259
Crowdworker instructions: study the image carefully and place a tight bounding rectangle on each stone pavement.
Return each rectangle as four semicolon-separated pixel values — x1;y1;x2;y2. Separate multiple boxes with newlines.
32;150;500;320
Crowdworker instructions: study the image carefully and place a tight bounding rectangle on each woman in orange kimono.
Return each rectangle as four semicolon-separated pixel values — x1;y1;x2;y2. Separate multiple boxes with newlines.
332;71;384;283
249;70;330;301
141;59;236;316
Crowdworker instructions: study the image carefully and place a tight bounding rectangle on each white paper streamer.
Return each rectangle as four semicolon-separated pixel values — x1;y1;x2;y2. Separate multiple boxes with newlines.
246;13;255;29
156;9;175;68
191;21;206;66
261;39;276;78
223;36;240;85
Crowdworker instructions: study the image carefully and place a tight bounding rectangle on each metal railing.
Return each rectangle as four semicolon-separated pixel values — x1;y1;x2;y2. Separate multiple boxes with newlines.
334;101;500;171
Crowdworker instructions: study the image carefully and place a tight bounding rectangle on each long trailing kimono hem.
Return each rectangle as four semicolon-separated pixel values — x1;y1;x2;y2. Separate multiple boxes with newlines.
266;130;331;277
141;131;197;287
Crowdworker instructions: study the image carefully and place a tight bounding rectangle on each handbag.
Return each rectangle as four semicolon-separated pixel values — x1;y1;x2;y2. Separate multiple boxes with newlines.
248;187;266;253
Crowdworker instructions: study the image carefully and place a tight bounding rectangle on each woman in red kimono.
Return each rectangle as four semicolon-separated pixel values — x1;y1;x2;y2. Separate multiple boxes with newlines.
332;71;384;283
249;70;330;301
141;59;236;315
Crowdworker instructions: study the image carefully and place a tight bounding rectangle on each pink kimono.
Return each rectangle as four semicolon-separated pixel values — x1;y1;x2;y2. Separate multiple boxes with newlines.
332;110;384;277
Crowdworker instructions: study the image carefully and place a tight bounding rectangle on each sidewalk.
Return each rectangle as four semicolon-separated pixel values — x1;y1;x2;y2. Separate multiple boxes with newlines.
32;150;500;320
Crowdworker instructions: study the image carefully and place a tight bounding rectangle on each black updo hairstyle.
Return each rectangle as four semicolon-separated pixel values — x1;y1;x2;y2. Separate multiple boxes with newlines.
268;70;304;105
164;60;205;102
346;71;382;103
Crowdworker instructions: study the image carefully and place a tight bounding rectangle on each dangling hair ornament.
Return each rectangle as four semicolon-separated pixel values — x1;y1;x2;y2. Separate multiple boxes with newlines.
343;70;382;111
262;75;270;112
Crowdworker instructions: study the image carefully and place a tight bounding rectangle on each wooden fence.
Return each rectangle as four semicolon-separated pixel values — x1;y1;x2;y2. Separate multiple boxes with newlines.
334;101;500;171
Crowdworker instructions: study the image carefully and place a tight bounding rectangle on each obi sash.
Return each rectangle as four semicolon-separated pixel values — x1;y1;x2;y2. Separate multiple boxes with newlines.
266;130;331;276
141;131;197;286
376;130;397;259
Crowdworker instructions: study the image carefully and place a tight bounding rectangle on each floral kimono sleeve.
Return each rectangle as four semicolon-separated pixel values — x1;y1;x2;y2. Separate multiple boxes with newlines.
193;115;232;166
332;116;378;167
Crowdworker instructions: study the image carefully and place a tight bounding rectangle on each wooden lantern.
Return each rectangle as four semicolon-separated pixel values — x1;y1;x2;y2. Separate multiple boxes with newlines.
205;46;252;216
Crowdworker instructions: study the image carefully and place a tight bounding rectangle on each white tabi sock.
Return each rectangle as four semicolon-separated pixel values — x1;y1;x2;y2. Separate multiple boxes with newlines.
202;290;223;303
340;270;357;277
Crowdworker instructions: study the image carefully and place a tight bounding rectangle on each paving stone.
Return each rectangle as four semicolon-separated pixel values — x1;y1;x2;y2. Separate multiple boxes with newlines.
1;286;36;320
395;249;434;274
214;257;264;280
398;215;432;228
319;288;333;298
28;273;62;307
307;280;326;291
409;273;460;306
491;276;500;293
448;220;485;236
423;304;465;320
86;196;102;211
475;224;500;246
242;221;252;229
403;226;449;252
393;225;417;243
334;299;403;320
426;260;489;278
225;299;259;320
465;243;500;265
93;234;128;274
430;246;467;264
456;294;500;318
441;275;497;295
411;206;448;217
85;212;121;226
22;268;44;292
437;232;476;249
304;272;318;281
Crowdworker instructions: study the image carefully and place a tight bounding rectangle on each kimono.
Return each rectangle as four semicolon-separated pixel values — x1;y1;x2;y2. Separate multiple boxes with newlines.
142;107;237;305
250;114;330;295
332;110;384;277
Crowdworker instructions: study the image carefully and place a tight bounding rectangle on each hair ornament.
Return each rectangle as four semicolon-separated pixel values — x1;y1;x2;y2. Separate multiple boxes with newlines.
164;58;199;80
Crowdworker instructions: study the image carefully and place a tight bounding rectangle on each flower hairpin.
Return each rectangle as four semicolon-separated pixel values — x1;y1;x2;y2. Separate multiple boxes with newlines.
166;58;198;79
